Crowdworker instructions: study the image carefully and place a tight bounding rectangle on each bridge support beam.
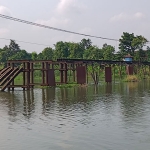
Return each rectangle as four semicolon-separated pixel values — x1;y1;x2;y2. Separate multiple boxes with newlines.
76;66;86;84
105;67;112;83
126;65;133;75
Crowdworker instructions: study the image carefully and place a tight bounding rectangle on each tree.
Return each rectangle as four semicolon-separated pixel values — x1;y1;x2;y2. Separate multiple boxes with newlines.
68;42;83;58
0;46;10;65
31;51;38;60
102;43;115;60
84;46;103;60
146;46;150;61
41;47;53;60
119;32;147;57
9;50;31;60
80;38;92;50
37;52;43;60
9;40;20;54
54;41;69;59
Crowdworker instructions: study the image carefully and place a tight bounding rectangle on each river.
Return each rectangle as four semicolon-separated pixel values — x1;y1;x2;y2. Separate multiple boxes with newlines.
0;81;150;150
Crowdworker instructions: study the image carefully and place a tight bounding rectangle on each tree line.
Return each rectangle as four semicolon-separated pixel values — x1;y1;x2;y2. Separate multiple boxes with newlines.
0;32;150;65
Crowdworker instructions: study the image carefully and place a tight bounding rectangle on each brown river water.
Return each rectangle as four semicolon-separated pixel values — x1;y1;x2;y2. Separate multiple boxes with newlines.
0;81;150;150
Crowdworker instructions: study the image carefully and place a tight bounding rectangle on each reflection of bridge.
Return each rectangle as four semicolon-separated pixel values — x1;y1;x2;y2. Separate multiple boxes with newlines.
0;59;149;91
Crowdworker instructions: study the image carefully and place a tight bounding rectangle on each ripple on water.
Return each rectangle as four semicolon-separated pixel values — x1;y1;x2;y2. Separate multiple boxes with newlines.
1;82;150;149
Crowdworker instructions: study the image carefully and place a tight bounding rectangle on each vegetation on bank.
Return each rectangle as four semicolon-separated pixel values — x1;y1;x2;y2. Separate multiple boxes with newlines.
0;32;149;86
123;75;138;82
0;32;149;67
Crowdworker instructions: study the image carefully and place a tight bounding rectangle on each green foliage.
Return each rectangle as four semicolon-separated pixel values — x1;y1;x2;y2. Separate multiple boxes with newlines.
119;32;147;57
134;49;146;61
31;51;38;60
0;40;23;65
84;46;103;59
9;40;20;52
80;38;92;50
124;75;138;82
102;43;115;60
0;35;149;66
87;63;100;84
10;50;31;60
54;41;69;59
41;47;54;60
69;42;83;58
146;46;150;61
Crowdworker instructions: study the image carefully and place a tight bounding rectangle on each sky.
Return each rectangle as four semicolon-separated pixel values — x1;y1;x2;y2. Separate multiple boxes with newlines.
0;0;150;53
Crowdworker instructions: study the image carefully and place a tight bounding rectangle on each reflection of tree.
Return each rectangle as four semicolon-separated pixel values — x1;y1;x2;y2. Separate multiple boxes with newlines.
42;88;55;114
105;84;112;95
0;91;21;122
119;81;149;126
58;87;88;106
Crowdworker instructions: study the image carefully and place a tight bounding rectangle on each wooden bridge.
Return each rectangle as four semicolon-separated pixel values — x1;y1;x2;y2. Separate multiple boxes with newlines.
0;59;150;91
0;67;23;91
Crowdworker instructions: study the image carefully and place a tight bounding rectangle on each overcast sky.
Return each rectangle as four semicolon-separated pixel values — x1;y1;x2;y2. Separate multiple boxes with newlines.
0;0;149;53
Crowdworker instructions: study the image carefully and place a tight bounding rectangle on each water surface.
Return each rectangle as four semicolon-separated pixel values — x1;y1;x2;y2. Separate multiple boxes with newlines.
0;81;150;150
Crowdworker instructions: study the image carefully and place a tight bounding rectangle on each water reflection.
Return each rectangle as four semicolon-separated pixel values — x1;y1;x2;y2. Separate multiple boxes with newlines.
105;83;112;95
0;83;150;117
119;82;149;126
23;90;35;117
1;82;150;150
0;81;150;124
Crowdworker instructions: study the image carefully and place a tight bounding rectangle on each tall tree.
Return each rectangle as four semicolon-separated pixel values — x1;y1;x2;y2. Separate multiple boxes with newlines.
119;32;147;57
84;46;103;60
0;46;10;65
54;41;69;59
68;42;83;58
31;51;38;60
80;38;92;50
102;43;115;60
146;46;150;61
41;47;54;60
10;50;31;60
9;40;20;53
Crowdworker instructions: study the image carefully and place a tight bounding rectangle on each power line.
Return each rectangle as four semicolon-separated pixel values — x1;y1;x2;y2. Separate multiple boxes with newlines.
0;37;53;47
0;14;119;41
0;14;150;46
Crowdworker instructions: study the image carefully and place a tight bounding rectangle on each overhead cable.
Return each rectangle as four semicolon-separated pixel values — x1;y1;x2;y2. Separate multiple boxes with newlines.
0;37;53;47
0;14;119;41
0;14;150;45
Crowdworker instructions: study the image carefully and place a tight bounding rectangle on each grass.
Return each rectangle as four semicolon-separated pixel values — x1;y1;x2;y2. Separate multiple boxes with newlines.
124;75;138;82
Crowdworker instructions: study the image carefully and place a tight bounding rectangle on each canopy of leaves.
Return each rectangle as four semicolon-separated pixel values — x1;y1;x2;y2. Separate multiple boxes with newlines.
119;32;147;56
102;43;115;60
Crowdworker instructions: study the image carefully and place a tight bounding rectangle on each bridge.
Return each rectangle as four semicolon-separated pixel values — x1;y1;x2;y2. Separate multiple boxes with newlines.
0;59;149;91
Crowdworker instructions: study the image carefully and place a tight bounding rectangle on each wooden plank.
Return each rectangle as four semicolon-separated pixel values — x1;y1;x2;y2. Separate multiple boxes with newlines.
1;68;23;91
0;67;10;76
0;67;19;85
0;68;13;81
105;67;112;83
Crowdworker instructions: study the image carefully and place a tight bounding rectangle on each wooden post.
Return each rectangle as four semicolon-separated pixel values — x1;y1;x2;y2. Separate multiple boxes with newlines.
72;63;75;82
105;66;112;83
113;65;115;82
30;62;34;88
42;62;45;85
11;63;15;91
86;64;88;84
64;63;67;83
45;62;49;85
23;62;26;90
26;62;30;90
60;63;64;83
